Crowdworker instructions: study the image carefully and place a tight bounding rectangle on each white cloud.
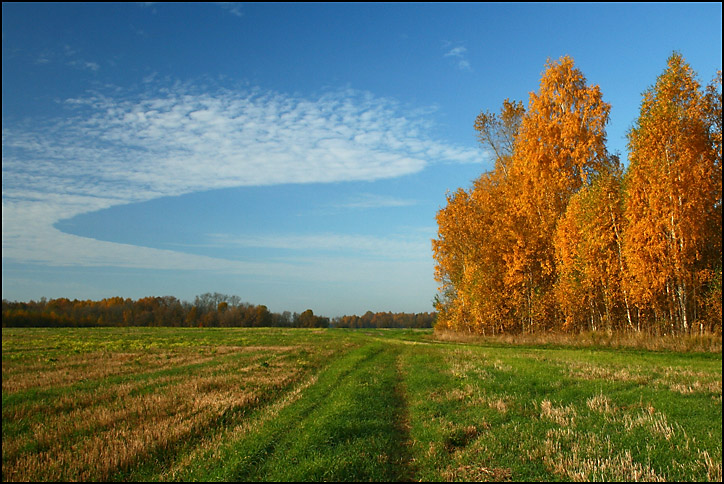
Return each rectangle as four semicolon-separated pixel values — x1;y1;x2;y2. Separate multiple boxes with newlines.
444;46;467;58
1;198;249;272
215;2;243;17
2;83;480;270
336;193;417;209
205;232;432;261
32;44;102;72
444;44;472;71
457;59;471;71
35;53;51;65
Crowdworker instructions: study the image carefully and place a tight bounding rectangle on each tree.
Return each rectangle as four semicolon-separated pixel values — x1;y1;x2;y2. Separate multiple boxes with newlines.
297;309;328;328
434;99;524;333
435;56;612;334
253;305;272;327
474;98;525;177
624;52;720;333
433;187;477;331
554;160;632;332
703;70;722;333
505;56;612;332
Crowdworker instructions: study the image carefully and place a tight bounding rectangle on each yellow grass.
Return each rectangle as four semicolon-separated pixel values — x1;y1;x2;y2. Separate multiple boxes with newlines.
539;399;577;427
2;345;317;481
543;428;666;481
433;329;723;353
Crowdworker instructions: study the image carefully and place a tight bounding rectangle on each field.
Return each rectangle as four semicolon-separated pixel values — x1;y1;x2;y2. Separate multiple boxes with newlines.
2;327;721;482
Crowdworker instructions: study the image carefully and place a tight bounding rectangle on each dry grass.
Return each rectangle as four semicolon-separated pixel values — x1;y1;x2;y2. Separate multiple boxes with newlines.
159;372;320;480
658;367;723;395
621;409;677;441
561;361;654;389
443;348;491;380
559;360;722;398
434;329;723;353
4;372;301;480
539;399;577;427
430;383;512;416
2;345;303;394
586;393;615;414
699;450;723;482
543;428;666;482
538;395;719;481
2;343;322;482
3;350;218;393
441;464;512;482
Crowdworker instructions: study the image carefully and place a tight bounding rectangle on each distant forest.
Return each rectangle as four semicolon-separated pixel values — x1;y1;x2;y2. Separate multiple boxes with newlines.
1;292;436;329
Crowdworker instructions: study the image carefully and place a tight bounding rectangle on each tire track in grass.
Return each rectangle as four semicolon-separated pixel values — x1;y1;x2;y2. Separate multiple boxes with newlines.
181;341;413;482
153;370;321;481
393;346;416;482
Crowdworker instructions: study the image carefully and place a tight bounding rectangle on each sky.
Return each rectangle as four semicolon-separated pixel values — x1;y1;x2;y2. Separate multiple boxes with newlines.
2;3;722;317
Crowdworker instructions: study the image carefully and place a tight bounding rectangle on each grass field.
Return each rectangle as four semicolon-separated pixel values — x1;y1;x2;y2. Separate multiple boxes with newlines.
2;327;721;482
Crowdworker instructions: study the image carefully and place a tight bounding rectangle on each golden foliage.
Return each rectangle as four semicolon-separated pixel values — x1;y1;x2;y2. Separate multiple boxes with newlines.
433;53;721;335
625;52;721;333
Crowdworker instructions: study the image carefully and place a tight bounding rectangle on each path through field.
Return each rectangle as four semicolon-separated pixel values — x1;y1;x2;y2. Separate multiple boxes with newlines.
176;342;413;481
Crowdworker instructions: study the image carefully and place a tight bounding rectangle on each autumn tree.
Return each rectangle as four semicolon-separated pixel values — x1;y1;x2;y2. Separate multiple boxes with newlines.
297;309;329;328
504;56;612;332
466;99;524;333
554;159;633;332
433;187;477;331
435;56;612;334
703;70;722;332
433;99;523;333
464;171;516;334
624;52;721;334
434;53;720;336
474;99;525;177
433;172;512;334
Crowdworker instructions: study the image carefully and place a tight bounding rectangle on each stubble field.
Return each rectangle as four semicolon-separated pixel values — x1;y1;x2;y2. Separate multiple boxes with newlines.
2;327;721;481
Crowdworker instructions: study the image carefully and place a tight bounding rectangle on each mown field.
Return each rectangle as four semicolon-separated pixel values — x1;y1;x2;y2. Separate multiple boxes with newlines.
2;327;721;482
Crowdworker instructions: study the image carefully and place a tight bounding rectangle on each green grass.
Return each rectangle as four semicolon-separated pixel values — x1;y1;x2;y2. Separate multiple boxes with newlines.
171;342;409;482
2;327;721;481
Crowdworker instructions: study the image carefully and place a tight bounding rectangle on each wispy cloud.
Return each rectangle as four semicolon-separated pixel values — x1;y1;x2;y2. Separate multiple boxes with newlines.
2;81;480;270
32;44;100;72
215;2;243;17
68;59;100;72
5;85;479;202
335;193;417;210
444;43;471;71
205;232;431;261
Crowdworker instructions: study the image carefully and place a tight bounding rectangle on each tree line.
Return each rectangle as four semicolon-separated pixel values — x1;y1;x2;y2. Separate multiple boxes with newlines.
1;292;435;329
433;53;721;336
333;311;436;329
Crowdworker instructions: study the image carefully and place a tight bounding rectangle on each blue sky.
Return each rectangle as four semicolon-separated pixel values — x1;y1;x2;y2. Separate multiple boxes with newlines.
2;3;722;317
